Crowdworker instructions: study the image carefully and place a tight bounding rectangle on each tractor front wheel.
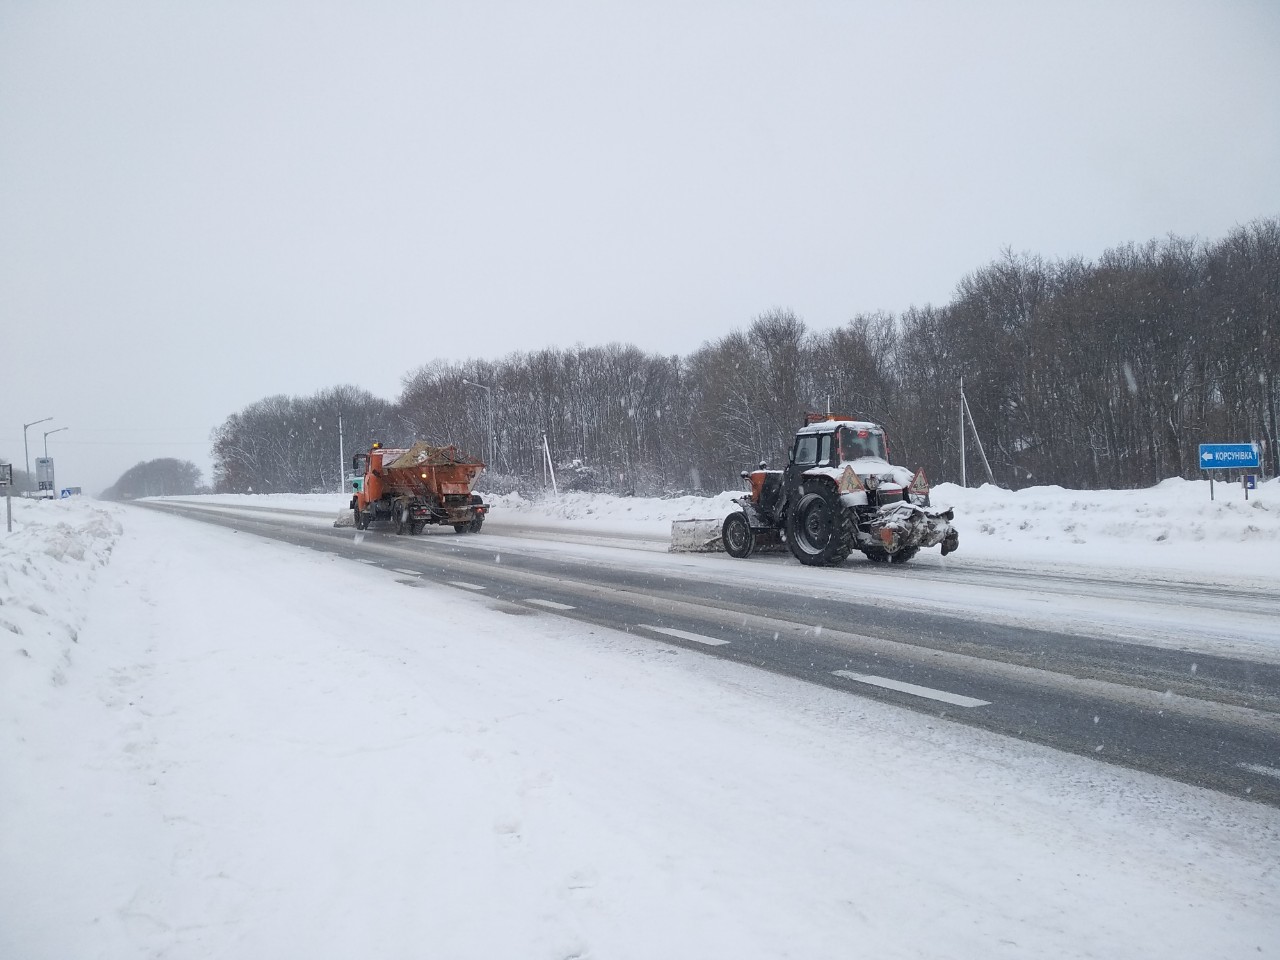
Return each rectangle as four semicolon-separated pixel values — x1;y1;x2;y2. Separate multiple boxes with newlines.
721;511;755;559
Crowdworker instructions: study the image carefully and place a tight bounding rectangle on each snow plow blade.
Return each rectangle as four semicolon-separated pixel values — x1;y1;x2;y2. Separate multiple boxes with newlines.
868;502;959;556
333;510;355;528
670;518;724;553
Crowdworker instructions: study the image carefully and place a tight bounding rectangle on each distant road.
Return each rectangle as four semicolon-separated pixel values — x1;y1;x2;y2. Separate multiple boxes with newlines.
139;499;1280;807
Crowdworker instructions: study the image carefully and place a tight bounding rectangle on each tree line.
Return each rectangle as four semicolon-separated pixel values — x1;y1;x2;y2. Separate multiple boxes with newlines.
209;218;1279;495
101;458;204;500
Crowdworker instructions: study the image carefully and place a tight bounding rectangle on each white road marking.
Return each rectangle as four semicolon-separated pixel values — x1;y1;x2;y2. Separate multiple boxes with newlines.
392;568;420;576
449;581;487;591
526;598;575;611
638;624;730;646
832;670;991;708
1238;762;1280;781
355;559;376;564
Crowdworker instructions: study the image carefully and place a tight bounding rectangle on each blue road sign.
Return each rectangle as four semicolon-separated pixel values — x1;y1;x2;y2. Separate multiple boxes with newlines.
1198;443;1260;470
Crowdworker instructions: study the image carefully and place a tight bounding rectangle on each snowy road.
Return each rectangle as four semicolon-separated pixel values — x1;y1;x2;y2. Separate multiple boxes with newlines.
143;498;1280;805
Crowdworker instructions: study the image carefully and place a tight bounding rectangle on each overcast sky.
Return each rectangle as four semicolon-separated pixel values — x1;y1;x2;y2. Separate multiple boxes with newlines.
2;0;1278;494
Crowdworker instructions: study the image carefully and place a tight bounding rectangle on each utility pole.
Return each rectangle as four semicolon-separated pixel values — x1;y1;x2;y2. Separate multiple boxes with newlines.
542;431;558;495
462;379;495;469
959;379;966;488
959;381;996;486
338;412;345;493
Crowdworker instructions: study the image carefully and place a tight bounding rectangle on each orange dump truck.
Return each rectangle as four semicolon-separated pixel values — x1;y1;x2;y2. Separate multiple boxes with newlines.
350;441;488;535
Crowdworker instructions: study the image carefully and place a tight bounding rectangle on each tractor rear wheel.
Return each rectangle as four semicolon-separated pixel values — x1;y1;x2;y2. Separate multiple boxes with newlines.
721;511;755;559
785;483;854;566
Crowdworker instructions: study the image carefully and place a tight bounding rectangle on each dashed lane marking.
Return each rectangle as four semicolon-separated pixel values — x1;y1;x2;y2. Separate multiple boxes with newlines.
1238;762;1280;781
392;568;420;576
637;624;730;646
449;581;487;591
832;670;991;708
525;599;576;611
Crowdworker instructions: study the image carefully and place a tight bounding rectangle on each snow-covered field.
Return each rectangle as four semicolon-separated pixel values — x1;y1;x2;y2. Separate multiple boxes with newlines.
2;493;1279;958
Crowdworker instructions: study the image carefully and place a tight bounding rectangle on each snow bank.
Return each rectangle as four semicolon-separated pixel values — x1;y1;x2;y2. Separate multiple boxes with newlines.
0;499;122;704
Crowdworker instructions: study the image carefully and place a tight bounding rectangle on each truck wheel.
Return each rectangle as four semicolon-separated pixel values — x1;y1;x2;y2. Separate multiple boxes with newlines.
353;509;365;530
453;523;469;534
721;511;755;559
468;513;484;533
410;521;425;535
786;483;854;566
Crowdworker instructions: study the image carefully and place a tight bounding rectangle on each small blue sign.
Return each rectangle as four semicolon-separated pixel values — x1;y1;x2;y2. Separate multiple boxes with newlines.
1199;443;1260;470
1245;474;1258;490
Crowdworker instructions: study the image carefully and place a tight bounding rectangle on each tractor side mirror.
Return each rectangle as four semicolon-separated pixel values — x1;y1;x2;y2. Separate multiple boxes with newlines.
758;460;768;470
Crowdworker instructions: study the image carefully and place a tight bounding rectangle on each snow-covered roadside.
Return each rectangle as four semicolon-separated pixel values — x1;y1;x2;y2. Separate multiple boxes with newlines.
3;499;1278;958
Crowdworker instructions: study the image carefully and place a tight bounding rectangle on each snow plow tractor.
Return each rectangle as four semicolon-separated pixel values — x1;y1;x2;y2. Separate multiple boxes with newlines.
722;414;958;566
351;441;488;535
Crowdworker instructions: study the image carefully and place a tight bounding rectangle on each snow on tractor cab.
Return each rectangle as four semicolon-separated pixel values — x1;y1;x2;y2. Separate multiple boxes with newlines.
722;413;958;566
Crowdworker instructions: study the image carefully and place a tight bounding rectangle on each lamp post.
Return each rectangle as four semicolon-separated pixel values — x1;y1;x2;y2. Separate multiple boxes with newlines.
23;416;53;488
43;426;68;458
461;379;495;469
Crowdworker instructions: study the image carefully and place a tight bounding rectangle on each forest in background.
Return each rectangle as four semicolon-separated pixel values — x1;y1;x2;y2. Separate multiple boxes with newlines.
208;218;1279;496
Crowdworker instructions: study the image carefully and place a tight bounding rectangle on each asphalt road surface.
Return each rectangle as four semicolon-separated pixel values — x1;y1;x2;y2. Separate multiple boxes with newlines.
139;500;1280;807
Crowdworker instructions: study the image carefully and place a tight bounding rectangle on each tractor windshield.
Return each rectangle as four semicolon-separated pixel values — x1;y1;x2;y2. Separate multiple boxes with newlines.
838;426;887;462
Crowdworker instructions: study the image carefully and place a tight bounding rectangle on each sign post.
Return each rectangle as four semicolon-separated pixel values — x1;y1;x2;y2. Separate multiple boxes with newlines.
0;463;12;533
34;457;54;499
1198;443;1261;501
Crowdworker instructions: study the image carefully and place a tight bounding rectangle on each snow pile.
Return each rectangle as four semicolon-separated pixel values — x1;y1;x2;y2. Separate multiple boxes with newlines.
935;476;1279;545
0;499;121;701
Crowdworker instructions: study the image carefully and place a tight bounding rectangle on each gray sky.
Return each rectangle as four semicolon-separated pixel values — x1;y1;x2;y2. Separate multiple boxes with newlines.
2;0;1278;494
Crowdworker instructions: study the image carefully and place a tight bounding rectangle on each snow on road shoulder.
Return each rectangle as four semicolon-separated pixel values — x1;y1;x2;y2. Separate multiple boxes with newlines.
0;498;122;706
2;501;1278;959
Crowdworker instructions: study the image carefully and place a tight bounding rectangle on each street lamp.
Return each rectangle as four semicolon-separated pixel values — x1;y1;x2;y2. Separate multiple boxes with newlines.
43;426;68;458
23;416;53;488
461;379;495;469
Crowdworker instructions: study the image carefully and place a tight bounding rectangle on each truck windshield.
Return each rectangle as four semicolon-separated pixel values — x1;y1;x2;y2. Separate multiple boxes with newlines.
839;426;887;461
